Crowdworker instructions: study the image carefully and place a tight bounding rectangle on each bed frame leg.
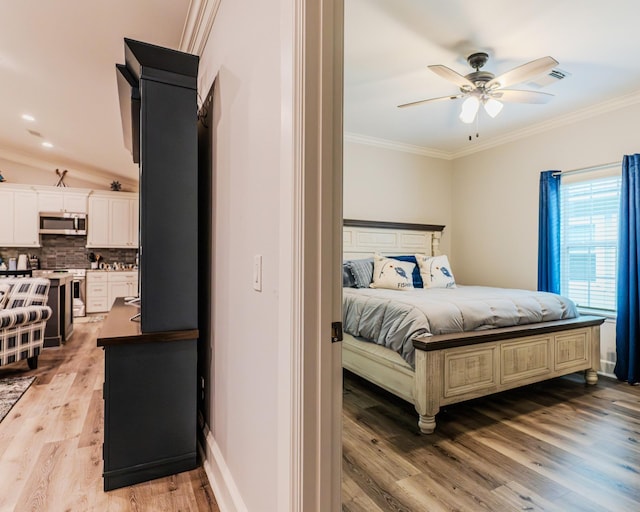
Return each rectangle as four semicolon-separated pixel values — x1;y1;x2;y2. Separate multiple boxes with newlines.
418;414;436;434
414;350;440;435
585;368;598;385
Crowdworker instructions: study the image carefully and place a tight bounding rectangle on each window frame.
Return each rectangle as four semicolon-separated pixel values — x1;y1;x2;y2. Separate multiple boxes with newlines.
559;172;621;317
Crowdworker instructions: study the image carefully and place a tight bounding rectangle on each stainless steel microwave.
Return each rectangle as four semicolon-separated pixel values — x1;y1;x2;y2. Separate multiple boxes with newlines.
39;212;87;235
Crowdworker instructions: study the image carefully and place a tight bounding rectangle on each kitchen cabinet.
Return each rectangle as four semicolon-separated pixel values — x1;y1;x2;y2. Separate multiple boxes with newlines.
36;187;89;214
86;272;109;313
87;192;138;248
0;185;39;247
86;271;138;313
107;272;138;308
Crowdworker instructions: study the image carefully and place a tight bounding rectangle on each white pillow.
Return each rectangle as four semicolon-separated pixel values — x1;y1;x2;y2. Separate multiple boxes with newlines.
370;254;415;291
415;254;456;289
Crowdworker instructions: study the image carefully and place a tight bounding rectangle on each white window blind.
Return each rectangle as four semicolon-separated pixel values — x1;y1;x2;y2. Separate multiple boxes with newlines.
560;175;621;312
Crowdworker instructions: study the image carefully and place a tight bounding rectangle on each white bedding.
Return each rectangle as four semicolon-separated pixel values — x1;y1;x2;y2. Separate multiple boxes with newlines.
342;285;579;367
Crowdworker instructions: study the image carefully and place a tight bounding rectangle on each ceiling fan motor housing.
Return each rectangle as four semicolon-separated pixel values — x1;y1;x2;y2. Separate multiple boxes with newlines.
463;71;494;90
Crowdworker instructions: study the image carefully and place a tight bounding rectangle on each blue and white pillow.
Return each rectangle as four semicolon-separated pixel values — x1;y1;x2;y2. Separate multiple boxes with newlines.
370;254;415;291
415;254;456;289
389;255;423;288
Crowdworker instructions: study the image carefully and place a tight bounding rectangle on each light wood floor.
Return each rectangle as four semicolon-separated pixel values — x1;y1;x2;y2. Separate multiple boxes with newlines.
342;369;640;512
0;320;219;512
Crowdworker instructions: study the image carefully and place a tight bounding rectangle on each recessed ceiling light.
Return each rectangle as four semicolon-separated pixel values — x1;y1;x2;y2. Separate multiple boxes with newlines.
41;141;53;148
21;114;35;122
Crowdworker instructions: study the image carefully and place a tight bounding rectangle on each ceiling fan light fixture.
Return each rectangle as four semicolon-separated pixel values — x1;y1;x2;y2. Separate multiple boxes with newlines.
459;96;480;124
483;98;503;118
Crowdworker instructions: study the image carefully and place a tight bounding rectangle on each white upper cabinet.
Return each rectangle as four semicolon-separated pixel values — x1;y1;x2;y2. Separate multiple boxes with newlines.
0;185;39;247
87;191;138;248
35;186;89;214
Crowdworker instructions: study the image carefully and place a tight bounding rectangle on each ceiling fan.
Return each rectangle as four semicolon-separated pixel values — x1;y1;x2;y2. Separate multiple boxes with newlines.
398;52;559;124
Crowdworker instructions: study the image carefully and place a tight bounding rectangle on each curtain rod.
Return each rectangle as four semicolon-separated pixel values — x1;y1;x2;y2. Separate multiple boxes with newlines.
552;161;621;177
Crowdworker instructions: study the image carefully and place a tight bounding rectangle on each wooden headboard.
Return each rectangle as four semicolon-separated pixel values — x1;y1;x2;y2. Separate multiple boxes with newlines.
343;219;445;260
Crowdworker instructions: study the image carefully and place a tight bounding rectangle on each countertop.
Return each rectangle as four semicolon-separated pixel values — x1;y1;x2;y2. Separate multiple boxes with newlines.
97;297;198;347
32;270;74;283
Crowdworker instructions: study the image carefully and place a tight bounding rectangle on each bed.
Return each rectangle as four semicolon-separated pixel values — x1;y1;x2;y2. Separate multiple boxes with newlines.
342;219;604;434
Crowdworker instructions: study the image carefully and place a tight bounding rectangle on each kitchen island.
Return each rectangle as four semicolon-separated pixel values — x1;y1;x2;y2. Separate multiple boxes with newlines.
32;270;73;346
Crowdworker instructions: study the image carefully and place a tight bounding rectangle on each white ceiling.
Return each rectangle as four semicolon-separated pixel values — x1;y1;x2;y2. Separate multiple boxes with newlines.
345;0;640;158
2;1;640;184
0;0;191;185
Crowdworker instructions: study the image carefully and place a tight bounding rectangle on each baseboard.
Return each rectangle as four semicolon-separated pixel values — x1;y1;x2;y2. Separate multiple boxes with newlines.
104;453;197;491
198;419;248;512
600;358;616;379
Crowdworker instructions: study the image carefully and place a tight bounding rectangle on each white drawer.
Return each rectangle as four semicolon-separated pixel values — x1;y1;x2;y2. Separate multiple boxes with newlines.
87;272;108;283
86;298;109;313
87;283;108;297
109;272;137;283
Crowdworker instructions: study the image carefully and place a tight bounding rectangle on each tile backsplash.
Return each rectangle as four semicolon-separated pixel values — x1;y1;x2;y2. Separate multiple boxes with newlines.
0;235;137;270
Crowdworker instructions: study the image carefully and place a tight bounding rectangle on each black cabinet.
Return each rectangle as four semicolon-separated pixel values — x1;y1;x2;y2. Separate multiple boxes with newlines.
98;299;198;491
118;38;199;333
99;38;200;492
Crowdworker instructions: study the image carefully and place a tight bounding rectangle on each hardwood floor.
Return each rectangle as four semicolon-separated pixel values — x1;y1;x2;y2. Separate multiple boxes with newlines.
0;320;219;512
7;320;639;512
342;369;640;512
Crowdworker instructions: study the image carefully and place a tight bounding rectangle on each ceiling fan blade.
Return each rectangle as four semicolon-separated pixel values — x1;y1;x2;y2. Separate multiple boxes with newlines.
428;65;475;90
492;89;554;104
398;94;464;108
486;56;559;89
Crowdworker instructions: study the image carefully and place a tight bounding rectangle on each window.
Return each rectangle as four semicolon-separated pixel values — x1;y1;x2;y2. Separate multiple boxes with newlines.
560;175;621;312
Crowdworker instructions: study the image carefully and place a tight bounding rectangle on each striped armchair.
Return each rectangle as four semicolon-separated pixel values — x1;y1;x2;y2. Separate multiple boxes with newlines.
0;277;52;369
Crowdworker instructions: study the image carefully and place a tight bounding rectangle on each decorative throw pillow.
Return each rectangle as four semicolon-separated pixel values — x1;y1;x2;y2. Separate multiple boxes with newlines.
415;254;456;289
370;254;415;291
342;263;357;288
344;258;374;288
389;255;424;288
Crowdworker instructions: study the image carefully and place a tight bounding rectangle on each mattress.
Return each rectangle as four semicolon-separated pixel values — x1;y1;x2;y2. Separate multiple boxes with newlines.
342;285;579;367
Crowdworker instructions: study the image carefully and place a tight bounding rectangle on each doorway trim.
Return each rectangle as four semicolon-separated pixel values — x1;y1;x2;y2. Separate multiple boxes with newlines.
278;0;344;510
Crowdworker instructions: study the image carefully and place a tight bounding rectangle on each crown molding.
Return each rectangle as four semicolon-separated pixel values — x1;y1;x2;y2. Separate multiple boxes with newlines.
346;89;640;161
344;132;452;160
180;0;221;55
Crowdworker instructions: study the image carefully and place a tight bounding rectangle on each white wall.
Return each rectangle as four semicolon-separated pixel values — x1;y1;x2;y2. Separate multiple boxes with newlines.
343;140;454;256
451;101;640;375
197;1;283;510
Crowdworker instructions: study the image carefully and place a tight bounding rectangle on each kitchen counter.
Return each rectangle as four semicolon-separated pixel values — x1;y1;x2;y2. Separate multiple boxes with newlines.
33;270;74;282
32;270;73;346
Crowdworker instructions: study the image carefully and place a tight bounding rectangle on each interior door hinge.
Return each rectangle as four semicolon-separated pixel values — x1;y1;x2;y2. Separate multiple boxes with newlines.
331;321;343;343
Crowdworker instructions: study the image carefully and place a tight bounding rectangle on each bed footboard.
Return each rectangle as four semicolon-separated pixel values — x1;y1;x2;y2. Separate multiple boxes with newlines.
412;316;604;434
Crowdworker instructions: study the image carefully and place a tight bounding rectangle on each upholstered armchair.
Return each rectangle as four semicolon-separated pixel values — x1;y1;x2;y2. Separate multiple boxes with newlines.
0;277;52;369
